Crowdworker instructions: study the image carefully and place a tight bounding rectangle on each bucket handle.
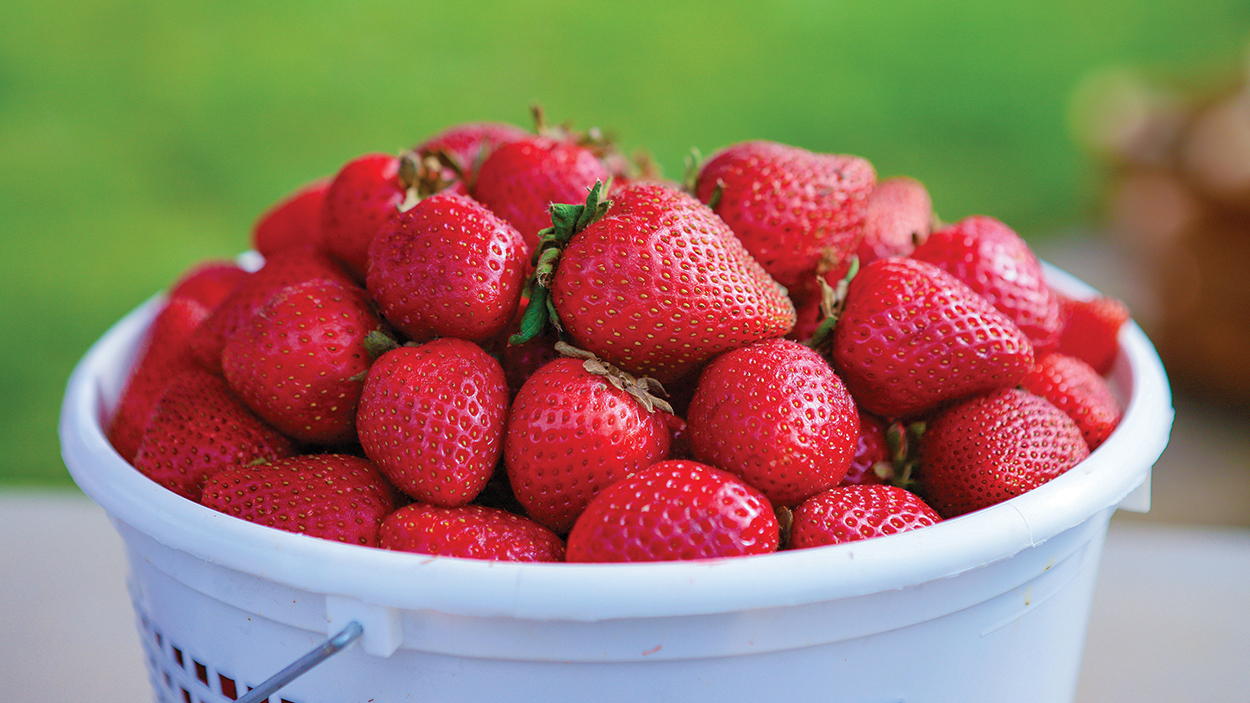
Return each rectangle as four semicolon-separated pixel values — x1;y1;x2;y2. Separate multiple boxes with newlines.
235;621;363;703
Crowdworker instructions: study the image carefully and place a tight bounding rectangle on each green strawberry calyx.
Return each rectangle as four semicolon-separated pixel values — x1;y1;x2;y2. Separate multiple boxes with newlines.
804;255;861;354
878;420;926;493
554;341;674;415
509;181;613;346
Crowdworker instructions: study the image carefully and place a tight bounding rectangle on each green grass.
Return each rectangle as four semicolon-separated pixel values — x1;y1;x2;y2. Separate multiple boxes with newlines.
3;0;1248;486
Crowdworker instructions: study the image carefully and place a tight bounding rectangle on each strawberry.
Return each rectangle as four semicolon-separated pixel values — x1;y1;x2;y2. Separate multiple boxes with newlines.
918;388;1090;518
167;259;249;311
520;181;796;386
1054;291;1130;376
471;134;611;254
788;484;941;548
319;152;407;281
356;338;509;508
366;191;527;344
413;121;530;188
839;408;890;486
855;176;933;266
132;369;296;501
911;215;1063;354
200;454;401;546
686;337;859;508
189;245;355;374
1020;352;1123;450
504;352;673;534
221;277;382;445
830;257;1035;419
251;176;331;258
565;459;780;563
379;503;565;562
108;296;212;463
693;140;876;289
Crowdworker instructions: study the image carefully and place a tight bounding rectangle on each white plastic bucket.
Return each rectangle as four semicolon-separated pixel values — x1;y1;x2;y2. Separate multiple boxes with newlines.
61;263;1174;703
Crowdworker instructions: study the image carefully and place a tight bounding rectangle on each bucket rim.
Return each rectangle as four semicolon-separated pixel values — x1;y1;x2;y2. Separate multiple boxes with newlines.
59;261;1175;620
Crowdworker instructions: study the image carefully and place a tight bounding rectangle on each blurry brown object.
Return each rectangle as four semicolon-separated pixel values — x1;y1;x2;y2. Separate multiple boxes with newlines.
1073;59;1250;404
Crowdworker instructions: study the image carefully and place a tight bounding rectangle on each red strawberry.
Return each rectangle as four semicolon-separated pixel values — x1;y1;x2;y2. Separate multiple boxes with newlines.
413;121;530;187
379;503;565;562
366;191;527;344
911;215;1063;353
1021;352;1123;449
200;454;401;546
839;409;890;486
108;296;212;463
221;278;382;445
356;338;509;508
526;181;795;385
830;257;1035;419
133;369;296;501
167;259;249;311
918;388;1090;518
251;177;331;258
694;140;876;289
686;338;859;508
854;176;933;266
565;459;779;563
504;354;672;534
189;246;355;374
471;134;611;253
1054;291;1130;376
789;484;941;548
319;152;406;281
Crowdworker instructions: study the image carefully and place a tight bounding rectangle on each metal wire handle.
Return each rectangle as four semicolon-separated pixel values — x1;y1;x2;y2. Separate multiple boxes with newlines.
235;621;364;703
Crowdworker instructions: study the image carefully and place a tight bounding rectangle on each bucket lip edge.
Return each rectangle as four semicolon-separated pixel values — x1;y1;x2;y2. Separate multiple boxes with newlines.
58;261;1175;620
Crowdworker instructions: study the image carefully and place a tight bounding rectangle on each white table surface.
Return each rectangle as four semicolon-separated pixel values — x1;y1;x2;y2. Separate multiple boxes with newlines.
3;490;1248;703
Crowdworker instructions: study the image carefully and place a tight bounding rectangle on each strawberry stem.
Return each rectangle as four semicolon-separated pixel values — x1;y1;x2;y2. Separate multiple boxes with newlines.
681;147;704;194
553;341;674;414
804;255;860;354
509;182;613;346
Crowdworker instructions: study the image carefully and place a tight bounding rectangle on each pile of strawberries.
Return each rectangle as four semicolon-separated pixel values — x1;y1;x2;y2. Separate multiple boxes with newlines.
106;113;1130;563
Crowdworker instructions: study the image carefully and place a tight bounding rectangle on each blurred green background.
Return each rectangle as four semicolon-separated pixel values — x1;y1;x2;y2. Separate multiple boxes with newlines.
3;0;1248;487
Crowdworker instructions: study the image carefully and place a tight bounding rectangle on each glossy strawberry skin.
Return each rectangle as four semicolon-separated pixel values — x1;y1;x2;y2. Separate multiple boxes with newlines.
200;454;401;546
918;388;1090;518
108;296;212;463
366;192;527;344
831;257;1035;420
189;246;355;374
1021;352;1123;450
319;152;406;281
1054;292;1130;376
789;484;941;548
379;503;565;562
687;338;859;508
133;369;296;501
855;176;933;266
167;259;249;311
221;278;381;445
839;409;890;486
912;215;1062;354
565;459;779;563
695;140;876;289
550;181;796;385
471;135;610;254
414;121;530;185
251;177;331;258
504;356;672;534
356;338;509;508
